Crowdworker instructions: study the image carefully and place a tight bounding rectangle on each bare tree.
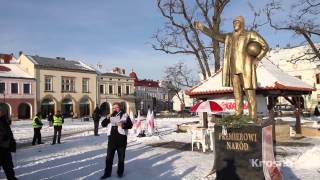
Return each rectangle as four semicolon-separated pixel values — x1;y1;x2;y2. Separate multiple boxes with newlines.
247;2;268;31
163;61;198;107
153;0;230;80
265;0;320;63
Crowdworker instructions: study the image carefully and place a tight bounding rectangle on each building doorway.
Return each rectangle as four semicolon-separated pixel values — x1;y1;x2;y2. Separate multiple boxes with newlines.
61;98;73;118
18;103;31;119
79;99;90;117
41;99;55;118
0;103;10;117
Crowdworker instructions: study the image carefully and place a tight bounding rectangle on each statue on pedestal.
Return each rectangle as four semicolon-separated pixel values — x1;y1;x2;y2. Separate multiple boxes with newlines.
194;16;269;120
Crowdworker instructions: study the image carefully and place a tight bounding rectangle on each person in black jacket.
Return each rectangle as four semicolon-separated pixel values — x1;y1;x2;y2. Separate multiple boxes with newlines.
100;103;133;179
47;112;53;127
92;106;101;136
0;108;17;180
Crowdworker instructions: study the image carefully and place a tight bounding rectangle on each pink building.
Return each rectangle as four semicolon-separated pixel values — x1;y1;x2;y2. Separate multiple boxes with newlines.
0;64;36;120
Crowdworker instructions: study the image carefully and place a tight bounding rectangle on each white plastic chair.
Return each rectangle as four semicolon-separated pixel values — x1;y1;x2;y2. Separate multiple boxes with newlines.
191;128;207;152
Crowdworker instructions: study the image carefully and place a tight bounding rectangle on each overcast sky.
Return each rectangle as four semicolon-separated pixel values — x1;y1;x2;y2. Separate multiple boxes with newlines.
0;0;319;80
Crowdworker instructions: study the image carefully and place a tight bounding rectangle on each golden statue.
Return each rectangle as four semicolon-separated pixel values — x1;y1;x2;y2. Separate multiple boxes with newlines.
194;16;269;120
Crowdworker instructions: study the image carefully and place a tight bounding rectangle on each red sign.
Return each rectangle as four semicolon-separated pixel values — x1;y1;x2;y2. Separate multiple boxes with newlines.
219;101;249;110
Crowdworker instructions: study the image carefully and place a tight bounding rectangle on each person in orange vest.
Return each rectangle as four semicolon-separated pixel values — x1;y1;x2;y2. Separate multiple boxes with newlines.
51;111;64;145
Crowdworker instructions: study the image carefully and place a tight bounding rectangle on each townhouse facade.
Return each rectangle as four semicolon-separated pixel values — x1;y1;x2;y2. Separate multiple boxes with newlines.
19;53;97;118
0;63;36;120
98;68;136;114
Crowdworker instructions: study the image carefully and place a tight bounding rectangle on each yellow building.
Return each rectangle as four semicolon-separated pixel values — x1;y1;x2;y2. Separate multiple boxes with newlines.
98;68;136;115
19;53;97;118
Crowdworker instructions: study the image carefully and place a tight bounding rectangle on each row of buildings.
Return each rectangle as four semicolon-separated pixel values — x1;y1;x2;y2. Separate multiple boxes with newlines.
0;52;173;120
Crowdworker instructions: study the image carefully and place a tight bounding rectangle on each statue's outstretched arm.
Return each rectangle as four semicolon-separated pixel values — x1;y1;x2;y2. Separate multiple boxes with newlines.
194;21;226;43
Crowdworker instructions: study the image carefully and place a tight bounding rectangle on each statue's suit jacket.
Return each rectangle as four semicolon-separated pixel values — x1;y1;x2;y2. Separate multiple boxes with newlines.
201;28;269;89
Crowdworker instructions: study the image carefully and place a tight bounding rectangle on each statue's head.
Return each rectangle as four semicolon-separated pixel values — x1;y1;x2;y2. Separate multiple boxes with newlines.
233;16;245;32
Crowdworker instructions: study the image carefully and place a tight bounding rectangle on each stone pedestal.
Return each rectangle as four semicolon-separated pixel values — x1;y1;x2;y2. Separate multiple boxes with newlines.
214;124;265;180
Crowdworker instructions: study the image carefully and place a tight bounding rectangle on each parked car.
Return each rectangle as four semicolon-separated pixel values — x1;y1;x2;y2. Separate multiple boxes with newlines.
274;104;295;117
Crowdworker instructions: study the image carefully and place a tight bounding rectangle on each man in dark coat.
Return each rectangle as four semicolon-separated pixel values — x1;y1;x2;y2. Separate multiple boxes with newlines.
0;108;17;180
92;106;101;136
100;103;133;179
47;112;53;127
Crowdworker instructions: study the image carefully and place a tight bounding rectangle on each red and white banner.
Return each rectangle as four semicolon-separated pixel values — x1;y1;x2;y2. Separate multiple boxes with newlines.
135;110;142;135
262;125;282;180
146;109;155;135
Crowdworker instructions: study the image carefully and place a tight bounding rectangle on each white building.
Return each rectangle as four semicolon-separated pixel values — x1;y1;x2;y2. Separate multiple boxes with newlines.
172;90;195;112
267;44;320;112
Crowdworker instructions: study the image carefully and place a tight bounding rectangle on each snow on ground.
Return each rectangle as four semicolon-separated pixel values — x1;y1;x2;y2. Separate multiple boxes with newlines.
1;117;320;180
276;137;320;180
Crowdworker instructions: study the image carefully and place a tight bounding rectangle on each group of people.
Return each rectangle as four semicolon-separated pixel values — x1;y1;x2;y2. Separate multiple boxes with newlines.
1;102;133;180
32;111;64;146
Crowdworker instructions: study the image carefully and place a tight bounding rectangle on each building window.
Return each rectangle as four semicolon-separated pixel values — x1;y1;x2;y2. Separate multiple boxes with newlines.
23;83;31;94
118;85;121;95
11;83;18;94
294;75;302;80
45;76;53;91
317;74;320;84
0;82;5;93
61;77;75;92
82;78;89;93
126;85;130;95
100;85;105;94
109;85;113;94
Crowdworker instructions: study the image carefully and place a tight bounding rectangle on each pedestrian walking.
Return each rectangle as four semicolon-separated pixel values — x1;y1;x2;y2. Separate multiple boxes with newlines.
100;103;133;179
47;112;53;127
32;112;44;145
92;106;101;136
52;111;64;145
0;109;18;180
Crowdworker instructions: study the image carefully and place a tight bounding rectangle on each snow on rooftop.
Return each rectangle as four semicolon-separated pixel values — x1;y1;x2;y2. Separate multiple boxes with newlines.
258;58;313;89
188;58;314;96
0;64;33;79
